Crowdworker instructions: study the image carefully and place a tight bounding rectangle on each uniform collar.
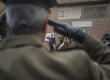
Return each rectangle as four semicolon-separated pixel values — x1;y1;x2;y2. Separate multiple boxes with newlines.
0;35;43;49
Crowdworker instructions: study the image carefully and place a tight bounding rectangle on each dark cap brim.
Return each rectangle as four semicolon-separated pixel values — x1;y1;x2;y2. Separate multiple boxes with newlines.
1;0;57;13
103;34;110;40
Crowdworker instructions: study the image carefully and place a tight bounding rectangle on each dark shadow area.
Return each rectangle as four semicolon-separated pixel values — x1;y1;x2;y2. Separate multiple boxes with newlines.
0;14;7;40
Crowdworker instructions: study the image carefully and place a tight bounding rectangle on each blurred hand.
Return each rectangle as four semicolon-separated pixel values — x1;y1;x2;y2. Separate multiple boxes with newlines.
48;20;87;43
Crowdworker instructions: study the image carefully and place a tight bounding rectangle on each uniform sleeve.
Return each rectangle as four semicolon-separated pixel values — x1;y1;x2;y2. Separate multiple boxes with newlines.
82;34;110;63
81;34;110;79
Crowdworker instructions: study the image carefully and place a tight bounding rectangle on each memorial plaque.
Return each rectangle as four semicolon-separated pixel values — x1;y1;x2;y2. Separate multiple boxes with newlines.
84;6;107;18
58;7;81;20
58;9;64;17
72;21;92;27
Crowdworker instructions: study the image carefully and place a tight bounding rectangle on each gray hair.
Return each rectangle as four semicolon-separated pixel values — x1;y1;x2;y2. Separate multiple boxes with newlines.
6;4;49;35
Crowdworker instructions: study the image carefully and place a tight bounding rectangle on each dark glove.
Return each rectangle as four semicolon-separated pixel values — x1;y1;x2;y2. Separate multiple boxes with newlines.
48;20;87;43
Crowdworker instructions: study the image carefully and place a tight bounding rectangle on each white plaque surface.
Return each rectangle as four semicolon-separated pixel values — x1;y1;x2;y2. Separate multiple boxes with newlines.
44;33;54;41
58;7;81;20
72;21;92;27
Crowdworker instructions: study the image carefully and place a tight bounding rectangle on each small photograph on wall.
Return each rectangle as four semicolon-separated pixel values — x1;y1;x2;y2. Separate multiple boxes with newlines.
44;33;54;41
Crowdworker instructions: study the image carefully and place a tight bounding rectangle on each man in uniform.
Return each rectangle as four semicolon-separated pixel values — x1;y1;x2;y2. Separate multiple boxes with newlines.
102;34;110;47
0;0;110;80
47;34;56;51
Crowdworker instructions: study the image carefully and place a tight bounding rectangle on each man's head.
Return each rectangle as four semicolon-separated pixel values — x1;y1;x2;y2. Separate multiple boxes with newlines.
103;34;110;44
51;34;53;37
6;4;49;35
2;0;57;41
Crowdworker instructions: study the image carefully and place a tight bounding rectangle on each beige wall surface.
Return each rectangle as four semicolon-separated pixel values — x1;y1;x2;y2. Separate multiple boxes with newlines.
57;0;107;4
0;2;5;19
44;2;110;50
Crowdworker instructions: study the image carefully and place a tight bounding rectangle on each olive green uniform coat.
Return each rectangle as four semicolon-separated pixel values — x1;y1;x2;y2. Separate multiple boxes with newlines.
0;34;110;80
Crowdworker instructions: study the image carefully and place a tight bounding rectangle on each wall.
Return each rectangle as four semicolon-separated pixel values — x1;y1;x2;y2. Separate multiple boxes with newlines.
43;1;110;50
57;0;105;4
0;2;5;18
0;1;110;51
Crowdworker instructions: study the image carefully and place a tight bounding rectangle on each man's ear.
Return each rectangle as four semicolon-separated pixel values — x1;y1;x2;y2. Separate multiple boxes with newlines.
42;18;48;33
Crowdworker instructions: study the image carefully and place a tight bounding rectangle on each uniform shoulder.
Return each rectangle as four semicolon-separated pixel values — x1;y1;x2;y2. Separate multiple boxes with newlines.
51;48;88;61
